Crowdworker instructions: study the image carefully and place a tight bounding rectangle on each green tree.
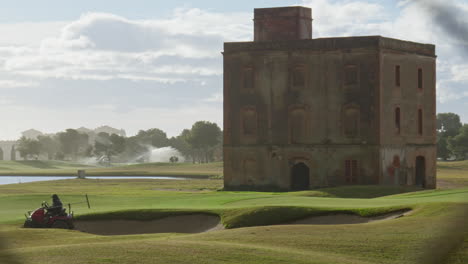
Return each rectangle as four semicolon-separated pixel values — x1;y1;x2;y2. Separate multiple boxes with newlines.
37;135;60;160
436;113;463;160
135;128;169;148
437;113;462;137
57;129;89;160
121;136;148;162
169;129;195;163
447;124;468;160
94;132;126;164
187;121;221;163
17;137;41;160
437;134;451;161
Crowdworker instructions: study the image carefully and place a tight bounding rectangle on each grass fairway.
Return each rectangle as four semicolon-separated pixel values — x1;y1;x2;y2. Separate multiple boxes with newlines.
0;161;467;264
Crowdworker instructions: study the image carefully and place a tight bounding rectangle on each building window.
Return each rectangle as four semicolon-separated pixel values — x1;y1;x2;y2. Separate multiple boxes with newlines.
393;155;401;168
395;65;401;87
243;159;257;184
395;107;401;135
418;68;423;90
345;160;358;184
343;105;360;137
344;65;358;85
242;67;254;91
242;107;257;136
418;108;423;135
289;108;307;143
291;66;305;89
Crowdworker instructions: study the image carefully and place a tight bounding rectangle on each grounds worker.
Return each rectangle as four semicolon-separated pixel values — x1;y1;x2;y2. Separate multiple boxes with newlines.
48;194;63;215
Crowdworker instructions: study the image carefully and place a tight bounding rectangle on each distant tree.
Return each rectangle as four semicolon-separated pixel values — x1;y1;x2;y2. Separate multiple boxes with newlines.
447;124;468;160
187;121;222;163
437;134;451;161
135;128;169;148
169;129;194;163
437;113;463;160
122;136;148;162
37;135;60;160
57;129;89;160
94;132;126;164
437;113;462;137
17;137;41;160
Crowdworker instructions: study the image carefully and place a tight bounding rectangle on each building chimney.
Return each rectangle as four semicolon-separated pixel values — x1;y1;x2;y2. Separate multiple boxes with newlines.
254;6;312;42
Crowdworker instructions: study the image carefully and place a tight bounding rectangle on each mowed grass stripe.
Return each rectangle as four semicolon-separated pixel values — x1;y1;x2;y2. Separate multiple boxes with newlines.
5;233;380;264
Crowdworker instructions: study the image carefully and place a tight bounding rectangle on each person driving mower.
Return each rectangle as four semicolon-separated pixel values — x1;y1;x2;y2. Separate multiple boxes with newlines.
47;194;64;216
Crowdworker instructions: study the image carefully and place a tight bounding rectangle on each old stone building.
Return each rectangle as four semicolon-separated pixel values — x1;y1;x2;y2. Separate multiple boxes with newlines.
223;6;436;190
0;141;18;161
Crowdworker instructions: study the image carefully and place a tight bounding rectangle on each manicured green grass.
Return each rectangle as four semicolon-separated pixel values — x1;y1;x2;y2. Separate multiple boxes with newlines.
0;160;467;264
437;160;468;188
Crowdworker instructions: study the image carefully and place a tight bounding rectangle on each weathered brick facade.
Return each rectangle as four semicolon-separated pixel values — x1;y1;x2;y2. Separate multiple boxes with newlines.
223;6;436;190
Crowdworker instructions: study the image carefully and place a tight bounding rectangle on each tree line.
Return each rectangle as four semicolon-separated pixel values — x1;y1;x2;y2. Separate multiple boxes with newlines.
16;121;222;164
437;113;468;160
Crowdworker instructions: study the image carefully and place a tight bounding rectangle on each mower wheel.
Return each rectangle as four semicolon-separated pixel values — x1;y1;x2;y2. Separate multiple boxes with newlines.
23;219;34;228
51;220;69;229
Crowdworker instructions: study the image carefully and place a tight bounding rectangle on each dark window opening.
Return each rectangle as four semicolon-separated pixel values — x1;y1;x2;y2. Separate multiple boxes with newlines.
243;159;257;184
292;68;305;87
395;65;401;86
290;109;306;143
343;106;360;137
243;68;254;91
291;162;310;190
344;65;358;85
418;68;423;90
395;107;401;135
393;156;401;168
415;156;426;187
345;160;358;184
418;109;423;135
242;109;257;136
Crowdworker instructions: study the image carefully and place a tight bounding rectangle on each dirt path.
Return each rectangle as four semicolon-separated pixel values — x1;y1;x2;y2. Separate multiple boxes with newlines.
74;214;223;236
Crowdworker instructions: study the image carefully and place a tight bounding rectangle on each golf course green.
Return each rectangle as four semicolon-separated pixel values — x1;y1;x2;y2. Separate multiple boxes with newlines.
0;160;467;264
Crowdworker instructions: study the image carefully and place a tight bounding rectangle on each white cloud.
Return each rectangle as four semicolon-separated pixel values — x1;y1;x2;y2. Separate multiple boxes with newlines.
301;0;387;37
203;93;223;103
0;80;38;88
0;10;240;83
0;22;66;46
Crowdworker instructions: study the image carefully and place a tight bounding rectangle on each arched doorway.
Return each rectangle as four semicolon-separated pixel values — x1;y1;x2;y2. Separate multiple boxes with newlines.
415;156;425;187
291;162;310;190
0;147;3;161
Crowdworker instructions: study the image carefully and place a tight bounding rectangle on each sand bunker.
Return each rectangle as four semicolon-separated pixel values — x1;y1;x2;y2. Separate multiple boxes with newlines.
288;210;411;225
74;214;223;236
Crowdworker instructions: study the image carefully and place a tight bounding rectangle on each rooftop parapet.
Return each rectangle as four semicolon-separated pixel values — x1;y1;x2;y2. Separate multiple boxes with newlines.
254;6;312;42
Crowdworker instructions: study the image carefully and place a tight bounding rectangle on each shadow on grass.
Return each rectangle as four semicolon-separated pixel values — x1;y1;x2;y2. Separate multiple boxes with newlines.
295;185;425;199
0;234;21;264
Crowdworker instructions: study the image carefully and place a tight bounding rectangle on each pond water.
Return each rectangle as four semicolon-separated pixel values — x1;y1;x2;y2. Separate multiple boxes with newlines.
0;176;188;185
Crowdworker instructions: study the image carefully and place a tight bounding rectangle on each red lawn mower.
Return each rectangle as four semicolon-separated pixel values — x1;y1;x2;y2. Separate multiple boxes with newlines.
23;195;90;229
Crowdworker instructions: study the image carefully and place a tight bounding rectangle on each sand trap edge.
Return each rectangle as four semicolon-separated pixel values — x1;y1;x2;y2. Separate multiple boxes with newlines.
74;214;223;236
287;209;413;225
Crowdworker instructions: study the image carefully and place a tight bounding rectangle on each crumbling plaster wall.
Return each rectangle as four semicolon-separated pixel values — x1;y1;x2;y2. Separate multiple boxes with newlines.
224;46;381;190
379;48;437;188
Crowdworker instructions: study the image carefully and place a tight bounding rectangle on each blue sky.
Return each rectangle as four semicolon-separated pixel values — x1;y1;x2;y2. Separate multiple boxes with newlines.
0;0;467;139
